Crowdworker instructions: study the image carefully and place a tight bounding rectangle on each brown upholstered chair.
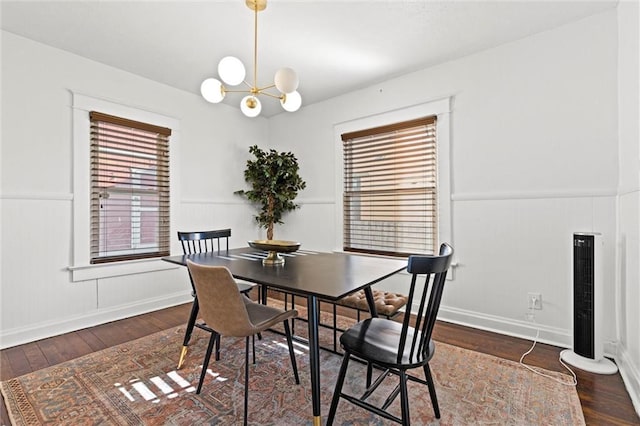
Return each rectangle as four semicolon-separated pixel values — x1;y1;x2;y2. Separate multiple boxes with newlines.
187;261;300;426
177;229;258;369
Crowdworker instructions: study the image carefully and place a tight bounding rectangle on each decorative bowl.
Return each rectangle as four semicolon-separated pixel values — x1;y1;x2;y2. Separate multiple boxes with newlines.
248;240;301;265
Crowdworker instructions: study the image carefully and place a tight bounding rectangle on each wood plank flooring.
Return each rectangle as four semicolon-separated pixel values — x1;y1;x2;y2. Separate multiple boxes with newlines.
1;300;638;425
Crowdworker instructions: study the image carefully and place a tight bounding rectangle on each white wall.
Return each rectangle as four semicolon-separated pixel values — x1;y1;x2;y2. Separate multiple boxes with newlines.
271;7;640;410
269;10;619;349
0;31;267;348
616;0;640;414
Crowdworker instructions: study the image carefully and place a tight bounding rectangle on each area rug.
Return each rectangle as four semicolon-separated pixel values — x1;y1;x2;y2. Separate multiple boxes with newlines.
1;307;584;425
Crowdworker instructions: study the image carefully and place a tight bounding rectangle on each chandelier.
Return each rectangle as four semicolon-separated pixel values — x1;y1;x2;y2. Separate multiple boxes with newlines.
200;0;301;118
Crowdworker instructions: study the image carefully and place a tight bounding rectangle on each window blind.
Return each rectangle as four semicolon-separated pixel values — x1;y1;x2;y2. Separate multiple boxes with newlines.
342;116;437;257
89;111;171;264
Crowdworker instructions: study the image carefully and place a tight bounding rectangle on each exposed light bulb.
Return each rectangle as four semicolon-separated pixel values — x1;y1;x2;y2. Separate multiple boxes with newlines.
218;56;246;86
274;67;299;94
281;90;302;112
200;78;225;103
241;95;262;117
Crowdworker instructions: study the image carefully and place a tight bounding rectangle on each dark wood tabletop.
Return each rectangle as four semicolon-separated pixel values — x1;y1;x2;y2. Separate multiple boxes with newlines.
162;247;407;301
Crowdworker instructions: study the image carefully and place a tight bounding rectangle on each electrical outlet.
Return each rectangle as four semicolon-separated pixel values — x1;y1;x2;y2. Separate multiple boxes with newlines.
528;292;542;310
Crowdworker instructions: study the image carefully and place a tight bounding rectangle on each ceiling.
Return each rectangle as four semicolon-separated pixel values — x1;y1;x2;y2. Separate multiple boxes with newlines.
1;0;617;117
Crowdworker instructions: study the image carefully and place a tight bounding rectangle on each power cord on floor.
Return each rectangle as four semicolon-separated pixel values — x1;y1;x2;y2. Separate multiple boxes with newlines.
519;313;578;387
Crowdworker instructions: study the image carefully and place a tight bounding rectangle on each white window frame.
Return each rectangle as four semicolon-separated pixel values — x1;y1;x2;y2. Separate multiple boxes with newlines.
69;92;180;282
334;98;452;258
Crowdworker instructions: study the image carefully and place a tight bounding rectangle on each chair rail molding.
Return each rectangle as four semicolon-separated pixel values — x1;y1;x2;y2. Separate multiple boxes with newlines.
181;197;334;205
451;188;617;202
0;192;73;201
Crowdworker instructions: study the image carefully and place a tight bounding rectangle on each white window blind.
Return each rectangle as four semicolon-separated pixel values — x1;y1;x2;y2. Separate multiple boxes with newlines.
342;116;437;257
90;111;171;264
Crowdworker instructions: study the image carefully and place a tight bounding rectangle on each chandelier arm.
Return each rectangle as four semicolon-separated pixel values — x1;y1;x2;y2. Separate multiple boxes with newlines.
255;83;277;92
258;91;284;100
223;89;253;94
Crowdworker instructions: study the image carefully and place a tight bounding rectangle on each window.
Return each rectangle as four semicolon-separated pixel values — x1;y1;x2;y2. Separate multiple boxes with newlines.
89;111;171;264
342;116;437;257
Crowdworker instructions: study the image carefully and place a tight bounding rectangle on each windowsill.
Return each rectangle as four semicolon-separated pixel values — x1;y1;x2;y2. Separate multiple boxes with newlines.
332;248;406;259
68;258;179;282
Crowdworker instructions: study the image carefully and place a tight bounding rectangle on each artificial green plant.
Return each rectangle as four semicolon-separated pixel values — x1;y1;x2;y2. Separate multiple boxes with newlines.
235;145;306;240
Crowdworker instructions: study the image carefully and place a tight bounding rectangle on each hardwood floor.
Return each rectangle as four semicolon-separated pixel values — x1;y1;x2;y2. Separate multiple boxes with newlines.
1;300;638;425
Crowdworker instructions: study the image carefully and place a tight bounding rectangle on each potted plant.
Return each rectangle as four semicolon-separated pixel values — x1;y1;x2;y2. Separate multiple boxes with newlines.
235;145;306;241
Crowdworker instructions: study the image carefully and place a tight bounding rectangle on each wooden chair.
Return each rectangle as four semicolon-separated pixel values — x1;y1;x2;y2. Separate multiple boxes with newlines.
187;261;299;426
327;243;454;425
177;229;258;369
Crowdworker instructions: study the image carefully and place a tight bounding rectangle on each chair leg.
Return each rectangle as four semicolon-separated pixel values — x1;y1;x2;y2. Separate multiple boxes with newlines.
399;370;410;426
252;334;256;365
215;334;221;361
332;303;337;352
243;336;250;426
366;362;373;388
178;296;200;369
327;352;351;426
283;320;300;384
423;363;440;419
255;288;262;341
291;294;296;335
196;331;218;394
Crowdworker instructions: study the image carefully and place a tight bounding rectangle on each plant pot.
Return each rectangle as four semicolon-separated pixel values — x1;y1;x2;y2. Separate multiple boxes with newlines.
248;240;301;266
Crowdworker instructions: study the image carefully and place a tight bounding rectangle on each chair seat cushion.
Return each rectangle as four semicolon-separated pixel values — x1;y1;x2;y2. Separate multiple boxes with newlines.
340;318;435;369
243;298;298;333
235;279;257;294
336;289;407;316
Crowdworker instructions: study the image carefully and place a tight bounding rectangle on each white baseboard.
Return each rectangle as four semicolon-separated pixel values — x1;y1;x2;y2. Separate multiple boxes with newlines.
437;305;572;348
0;292;193;350
437;306;624;361
616;345;640;418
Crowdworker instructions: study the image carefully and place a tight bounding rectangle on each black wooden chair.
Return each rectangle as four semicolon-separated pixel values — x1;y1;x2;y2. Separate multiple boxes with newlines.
187;261;299;426
176;229;259;369
327;243;454;425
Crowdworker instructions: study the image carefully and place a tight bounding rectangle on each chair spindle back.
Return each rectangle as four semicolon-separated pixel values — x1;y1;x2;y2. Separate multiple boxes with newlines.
397;243;453;364
178;229;231;255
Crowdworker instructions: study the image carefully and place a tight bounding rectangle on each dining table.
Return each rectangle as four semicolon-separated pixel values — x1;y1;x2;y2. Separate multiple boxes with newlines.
162;246;407;425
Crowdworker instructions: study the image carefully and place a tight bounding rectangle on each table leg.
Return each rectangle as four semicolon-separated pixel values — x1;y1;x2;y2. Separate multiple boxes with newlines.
306;295;322;426
363;286;379;318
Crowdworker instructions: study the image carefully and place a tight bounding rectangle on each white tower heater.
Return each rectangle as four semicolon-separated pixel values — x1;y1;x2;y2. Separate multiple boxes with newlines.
560;233;617;374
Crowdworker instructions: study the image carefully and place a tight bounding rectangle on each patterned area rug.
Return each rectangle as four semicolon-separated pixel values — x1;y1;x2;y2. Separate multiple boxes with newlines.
1;306;584;425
